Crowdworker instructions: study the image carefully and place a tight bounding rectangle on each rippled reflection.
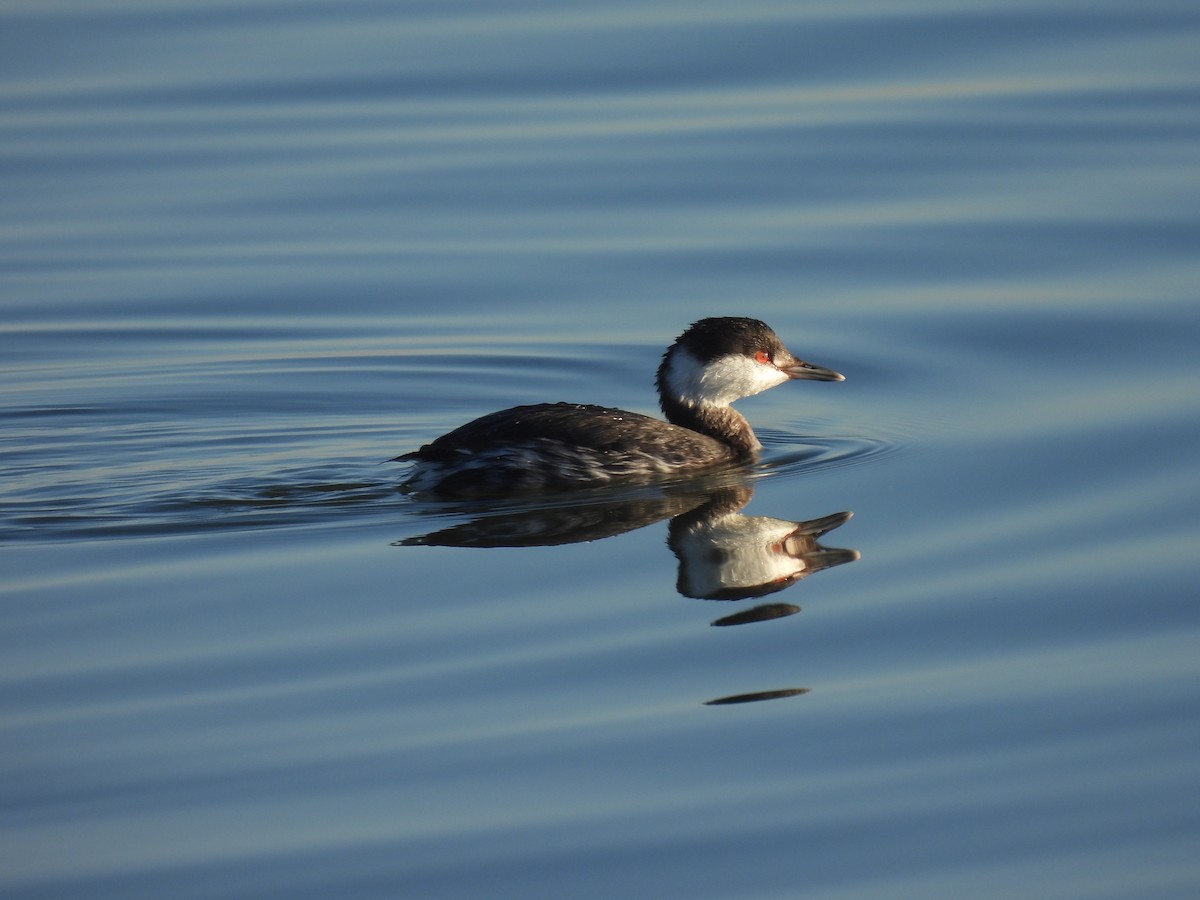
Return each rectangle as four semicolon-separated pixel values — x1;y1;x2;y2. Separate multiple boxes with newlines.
401;480;857;595
399;487;709;548
710;602;801;627
401;475;858;705
705;688;811;706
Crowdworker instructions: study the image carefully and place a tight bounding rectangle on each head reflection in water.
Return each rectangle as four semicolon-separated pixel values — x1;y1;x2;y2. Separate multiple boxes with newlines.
668;492;858;601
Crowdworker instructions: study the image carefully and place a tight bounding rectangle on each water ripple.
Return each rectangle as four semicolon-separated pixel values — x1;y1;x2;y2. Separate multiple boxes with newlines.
757;431;900;481
1;430;896;542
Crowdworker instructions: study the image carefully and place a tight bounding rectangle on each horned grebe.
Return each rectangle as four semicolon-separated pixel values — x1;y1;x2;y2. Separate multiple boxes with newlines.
397;317;843;495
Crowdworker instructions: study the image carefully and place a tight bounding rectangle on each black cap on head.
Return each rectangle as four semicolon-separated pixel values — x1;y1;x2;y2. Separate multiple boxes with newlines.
674;317;784;361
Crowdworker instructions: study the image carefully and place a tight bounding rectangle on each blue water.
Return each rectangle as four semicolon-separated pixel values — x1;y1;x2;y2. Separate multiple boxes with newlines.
3;2;1200;897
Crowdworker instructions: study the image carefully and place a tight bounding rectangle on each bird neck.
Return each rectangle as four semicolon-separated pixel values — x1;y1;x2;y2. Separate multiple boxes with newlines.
660;395;761;456
656;344;763;455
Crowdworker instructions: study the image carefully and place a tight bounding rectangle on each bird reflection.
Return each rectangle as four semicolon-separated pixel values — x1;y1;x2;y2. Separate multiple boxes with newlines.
399;489;710;548
399;475;858;706
668;492;858;603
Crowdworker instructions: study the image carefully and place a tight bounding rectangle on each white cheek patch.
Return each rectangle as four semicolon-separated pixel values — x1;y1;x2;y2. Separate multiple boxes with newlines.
664;348;787;406
703;354;789;401
674;514;809;597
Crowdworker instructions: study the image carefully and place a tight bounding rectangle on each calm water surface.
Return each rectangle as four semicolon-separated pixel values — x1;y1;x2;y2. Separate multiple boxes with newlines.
3;2;1200;898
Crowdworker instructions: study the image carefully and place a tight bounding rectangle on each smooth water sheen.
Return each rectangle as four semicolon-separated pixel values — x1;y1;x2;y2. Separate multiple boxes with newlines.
3;2;1200;898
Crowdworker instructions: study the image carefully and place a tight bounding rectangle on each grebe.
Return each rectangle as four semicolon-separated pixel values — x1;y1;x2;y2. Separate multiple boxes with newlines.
397;317;843;495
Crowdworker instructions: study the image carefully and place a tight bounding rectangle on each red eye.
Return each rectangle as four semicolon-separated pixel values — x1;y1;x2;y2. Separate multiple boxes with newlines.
754;350;771;364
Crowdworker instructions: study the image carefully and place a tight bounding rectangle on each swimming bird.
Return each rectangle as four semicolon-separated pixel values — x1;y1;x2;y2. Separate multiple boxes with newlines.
397;317;843;495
